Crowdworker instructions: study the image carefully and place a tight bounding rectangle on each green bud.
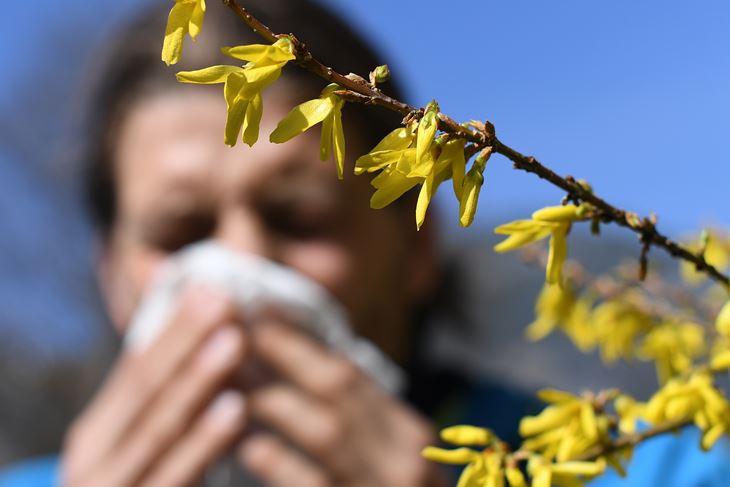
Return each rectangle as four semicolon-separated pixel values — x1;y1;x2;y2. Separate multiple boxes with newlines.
370;64;390;84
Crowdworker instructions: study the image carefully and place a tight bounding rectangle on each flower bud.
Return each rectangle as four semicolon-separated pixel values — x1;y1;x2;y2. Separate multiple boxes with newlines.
370;64;390;84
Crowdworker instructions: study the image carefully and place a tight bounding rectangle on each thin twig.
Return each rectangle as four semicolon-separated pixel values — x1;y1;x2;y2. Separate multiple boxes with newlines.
574;419;691;461
222;0;730;289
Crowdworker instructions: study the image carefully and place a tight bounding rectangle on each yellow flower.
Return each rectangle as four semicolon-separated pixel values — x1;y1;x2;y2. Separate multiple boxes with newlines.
458;148;490;228
505;466;528;487
614;394;646;434
527;456;606;487
176;38;295;146
416;100;440;173
494;220;555;253
715;300;730;337
354;125;416;175
637;321;705;384
269;83;346;178
644;372;730;451
417;138;467;229
524;283;597;352
494;205;584;285
421;446;480;465
525;283;576;341
546;223;569;285
441;425;493;446
357;125;467;229
520;389;608;462
679;230;730;285
162;0;206;66
591;300;651;364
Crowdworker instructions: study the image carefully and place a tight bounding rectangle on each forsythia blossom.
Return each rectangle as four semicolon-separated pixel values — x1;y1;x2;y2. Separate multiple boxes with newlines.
176;38;296;146
355;111;469;229
527;456;606;487
162;0;206;66
458;148;490;228
494;205;586;285
519;389;609;462
637;321;705;384
526;284;596;352
644;372;730;451
679;230;730;285
269;84;346;178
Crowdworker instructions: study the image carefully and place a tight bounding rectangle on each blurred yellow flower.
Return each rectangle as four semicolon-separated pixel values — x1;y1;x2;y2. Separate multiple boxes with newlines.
591;300;651;364
637;321;705;384
176;38;295;146
679;230;730;285
715;300;730;337
644;372;730;451
520;389;609;462
162;0;206;66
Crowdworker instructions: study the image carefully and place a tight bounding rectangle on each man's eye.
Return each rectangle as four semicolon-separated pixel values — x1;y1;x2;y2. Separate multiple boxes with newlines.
145;214;216;252
262;206;335;240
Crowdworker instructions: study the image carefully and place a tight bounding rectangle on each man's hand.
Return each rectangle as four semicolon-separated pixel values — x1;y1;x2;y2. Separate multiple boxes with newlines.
239;321;448;487
62;288;247;487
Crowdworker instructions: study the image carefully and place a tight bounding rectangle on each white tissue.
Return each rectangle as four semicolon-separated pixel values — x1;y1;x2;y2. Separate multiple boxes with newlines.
125;241;405;394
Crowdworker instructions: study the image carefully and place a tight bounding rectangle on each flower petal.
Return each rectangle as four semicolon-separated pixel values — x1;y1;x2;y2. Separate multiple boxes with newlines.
421;446;478;465
188;0;206;39
333;106;346;180
176;65;241;84
493;228;552;253
269;98;335;143
369;127;414;153
355;150;404;175
320;111;333;162
162;2;195;66
223;40;295;65
370;167;420;209
242;93;263;147
240;64;284;98
546;224;569;285
440;425;492;446
459;167;484;227
224;98;248;147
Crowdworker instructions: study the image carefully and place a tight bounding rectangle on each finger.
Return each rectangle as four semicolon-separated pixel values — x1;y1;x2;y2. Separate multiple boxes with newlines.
251;321;362;401
139;391;247;487
238;433;331;487
248;384;348;465
100;325;245;487
77;286;236;458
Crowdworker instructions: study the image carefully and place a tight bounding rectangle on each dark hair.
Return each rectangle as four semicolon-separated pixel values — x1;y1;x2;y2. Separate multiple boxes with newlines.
83;0;405;234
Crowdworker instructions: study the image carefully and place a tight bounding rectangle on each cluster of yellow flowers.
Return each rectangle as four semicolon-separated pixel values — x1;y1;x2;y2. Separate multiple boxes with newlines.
643;372;730;450
525;281;712;384
519;390;609;464
177;39;296;146
426;367;730;487
354;102;487;229
422;422;606;487
162;2;491;227
161;4;730;486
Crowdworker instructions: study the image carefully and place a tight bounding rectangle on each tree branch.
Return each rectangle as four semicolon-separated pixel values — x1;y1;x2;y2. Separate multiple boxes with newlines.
222;0;730;289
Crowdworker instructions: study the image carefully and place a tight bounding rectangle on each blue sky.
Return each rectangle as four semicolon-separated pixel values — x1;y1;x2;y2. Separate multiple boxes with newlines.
2;0;730;353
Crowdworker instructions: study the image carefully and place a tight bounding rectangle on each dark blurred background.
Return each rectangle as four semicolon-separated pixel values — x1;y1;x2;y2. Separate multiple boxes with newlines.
2;0;729;467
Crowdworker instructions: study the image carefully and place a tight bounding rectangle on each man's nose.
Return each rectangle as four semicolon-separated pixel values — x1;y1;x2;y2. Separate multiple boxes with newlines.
214;208;278;261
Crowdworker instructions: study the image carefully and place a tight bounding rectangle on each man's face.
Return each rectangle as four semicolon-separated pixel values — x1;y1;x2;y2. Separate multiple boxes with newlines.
103;87;434;361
